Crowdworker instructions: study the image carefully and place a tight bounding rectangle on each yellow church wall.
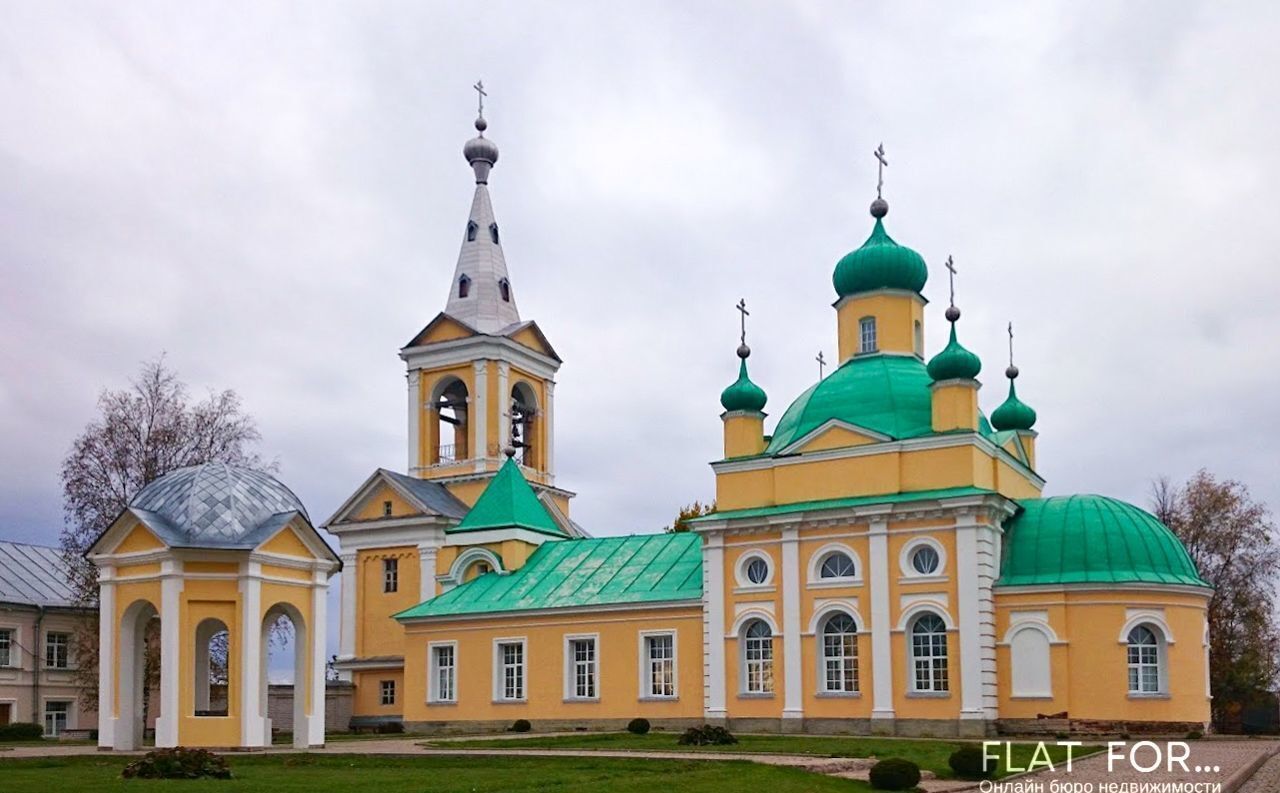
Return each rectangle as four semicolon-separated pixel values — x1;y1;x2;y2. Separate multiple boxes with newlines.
261;580;315;712
114;523;164;554
715;468;775;511
723;413;766;459
417;316;475;345
890;627;963;720
353;486;417;521
836;293;924;362
183;561;237;575
357;547;418;658
262;563;312;582
443;478;489;507
111;578;163;719
798;531;873;718
723;533;784;717
355;669;405;717
400;606;703;724
509;326;554;357
418;363;477;469
179;591;241;747
258;526;313;558
791;424;878;453
930;384;979;432
994;589;1210;724
992;459;1043;499
115;561;163;578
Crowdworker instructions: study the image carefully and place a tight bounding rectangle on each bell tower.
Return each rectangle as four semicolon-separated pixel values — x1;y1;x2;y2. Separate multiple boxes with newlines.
399;86;573;513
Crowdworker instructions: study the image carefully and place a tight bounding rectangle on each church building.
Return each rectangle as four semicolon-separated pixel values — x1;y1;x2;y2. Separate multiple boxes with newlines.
324;100;1212;737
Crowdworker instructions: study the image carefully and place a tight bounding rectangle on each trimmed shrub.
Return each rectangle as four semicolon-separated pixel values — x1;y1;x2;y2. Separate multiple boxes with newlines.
677;725;737;746
868;758;922;791
0;722;44;741
122;747;232;780
627;718;651;735
1185;730;1204;740
949;745;996;780
510;719;532;733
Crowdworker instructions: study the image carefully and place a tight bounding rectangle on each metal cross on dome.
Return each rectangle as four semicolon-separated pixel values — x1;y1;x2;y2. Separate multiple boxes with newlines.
816;350;826;380
736;298;750;345
1008;321;1015;366
874;143;888;199
945;255;958;308
473;80;487;118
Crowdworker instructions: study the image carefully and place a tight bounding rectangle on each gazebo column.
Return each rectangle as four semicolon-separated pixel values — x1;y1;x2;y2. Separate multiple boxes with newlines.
308;568;329;747
240;561;266;747
154;559;183;748
96;569;116;749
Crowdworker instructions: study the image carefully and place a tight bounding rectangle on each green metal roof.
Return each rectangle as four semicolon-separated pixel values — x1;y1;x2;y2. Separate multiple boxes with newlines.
449;457;565;537
764;355;997;454
688;486;996;524
998;495;1209;588
721;357;768;413
833;216;928;297
395;532;703;619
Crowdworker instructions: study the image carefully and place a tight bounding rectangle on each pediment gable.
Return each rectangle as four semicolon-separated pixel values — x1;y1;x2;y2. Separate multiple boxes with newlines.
404;312;478;349
782;419;891;455
324;468;469;528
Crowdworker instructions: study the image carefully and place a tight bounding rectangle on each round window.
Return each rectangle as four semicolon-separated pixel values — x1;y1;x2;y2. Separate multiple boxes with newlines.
819;552;856;579
910;545;940;575
745;557;770;585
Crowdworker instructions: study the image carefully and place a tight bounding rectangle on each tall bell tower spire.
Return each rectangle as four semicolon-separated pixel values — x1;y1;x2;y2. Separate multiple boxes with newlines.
445;82;520;334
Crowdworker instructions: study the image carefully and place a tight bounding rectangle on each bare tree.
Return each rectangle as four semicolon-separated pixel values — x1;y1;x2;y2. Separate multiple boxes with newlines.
1152;470;1280;729
58;356;270;711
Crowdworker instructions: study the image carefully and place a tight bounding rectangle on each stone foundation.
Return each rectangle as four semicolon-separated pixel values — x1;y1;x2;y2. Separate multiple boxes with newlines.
403;717;706;735
996;718;1208;737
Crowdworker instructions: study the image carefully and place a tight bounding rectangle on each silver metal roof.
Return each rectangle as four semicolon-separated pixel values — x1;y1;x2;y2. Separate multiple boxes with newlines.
0;540;78;608
130;463;310;546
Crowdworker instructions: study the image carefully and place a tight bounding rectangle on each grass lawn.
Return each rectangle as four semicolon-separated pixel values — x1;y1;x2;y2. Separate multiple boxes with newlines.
426;732;1100;777
0;753;868;792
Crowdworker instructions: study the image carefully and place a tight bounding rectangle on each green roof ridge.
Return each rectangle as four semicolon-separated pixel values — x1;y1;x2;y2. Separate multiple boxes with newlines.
450;457;565;537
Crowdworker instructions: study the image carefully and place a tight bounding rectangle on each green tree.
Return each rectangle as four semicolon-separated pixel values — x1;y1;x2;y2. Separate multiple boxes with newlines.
664;501;715;533
1152;470;1280;729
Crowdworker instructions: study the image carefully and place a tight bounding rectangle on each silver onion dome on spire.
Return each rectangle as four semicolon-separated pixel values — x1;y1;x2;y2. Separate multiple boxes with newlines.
463;115;499;184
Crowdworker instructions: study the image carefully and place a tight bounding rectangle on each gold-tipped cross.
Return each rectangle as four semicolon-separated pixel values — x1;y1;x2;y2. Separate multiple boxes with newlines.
736;298;750;345
945;255;958;308
874;143;888;199
473;80;487;118
816;350;826;380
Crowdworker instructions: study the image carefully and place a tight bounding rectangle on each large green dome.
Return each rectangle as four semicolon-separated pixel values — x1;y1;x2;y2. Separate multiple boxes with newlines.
764;355;994;454
833;217;928;298
998;495;1209;588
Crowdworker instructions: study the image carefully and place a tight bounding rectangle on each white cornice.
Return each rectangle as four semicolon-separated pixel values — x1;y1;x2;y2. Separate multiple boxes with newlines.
401;335;560;379
833;289;928;309
993;583;1212;598
694;492;1017;535
334;526;447;554
398;598;702;625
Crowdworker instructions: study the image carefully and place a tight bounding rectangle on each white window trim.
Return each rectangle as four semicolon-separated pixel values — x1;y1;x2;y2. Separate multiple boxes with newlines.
906;610;952;695
382;557;399;593
898;537;947;580
806;543;863;586
1124;623;1170;697
44;630;71;670
816;610;861;696
734;549;775;589
562;633;600;702
41;697;73;737
1004;623;1056;699
637;629;679;701
858;316;878;354
0;625;16;668
492;636;528;703
427;640;458;704
738;619;775;696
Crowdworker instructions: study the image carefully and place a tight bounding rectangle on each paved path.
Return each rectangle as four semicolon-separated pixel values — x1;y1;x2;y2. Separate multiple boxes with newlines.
1020;740;1279;793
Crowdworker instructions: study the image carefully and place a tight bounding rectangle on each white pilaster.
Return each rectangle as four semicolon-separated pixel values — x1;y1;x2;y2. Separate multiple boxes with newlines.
155;559;183;747
703;533;727;718
418;543;438;601
338;551;357;677
407;370;421;473
955;517;984;722
496;360;510;454
781;526;803;721
96;570;115;749
868;518;895;719
473;360;489;469
309;570;329;747
240;561;265;747
544;380;555;480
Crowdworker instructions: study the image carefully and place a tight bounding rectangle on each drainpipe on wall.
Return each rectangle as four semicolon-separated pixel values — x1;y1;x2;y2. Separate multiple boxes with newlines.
32;605;44;725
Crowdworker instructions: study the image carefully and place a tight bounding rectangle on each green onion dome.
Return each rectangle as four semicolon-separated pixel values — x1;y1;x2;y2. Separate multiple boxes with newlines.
998;495;1209;588
991;367;1037;431
926;320;982;382
833;203;928;298
720;348;767;413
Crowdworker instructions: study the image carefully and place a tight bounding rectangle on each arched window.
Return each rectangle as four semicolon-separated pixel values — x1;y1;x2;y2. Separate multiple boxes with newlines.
434;379;469;463
193;618;229;717
819;552;856;580
821;613;859;692
466;220;478;242
510;382;537;467
859;316;877;353
1127;625;1163;694
489;222;500;244
498;278;511;302
458;274;471;299
1009;626;1052;698
910;612;949;692
742;620;773;693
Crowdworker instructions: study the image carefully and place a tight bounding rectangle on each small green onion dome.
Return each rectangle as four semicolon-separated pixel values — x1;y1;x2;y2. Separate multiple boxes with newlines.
927;322;982;382
720;349;767;413
833;204;928;298
991;369;1037;431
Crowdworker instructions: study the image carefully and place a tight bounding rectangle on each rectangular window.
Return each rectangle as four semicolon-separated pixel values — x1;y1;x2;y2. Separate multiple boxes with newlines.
1128;643;1160;693
566;637;597;700
383;558;398;593
859;317;877;353
0;702;11;726
0;629;12;667
45;632;69;669
382;500;393;517
44;701;69;736
496;641;525;701
644;633;676;698
430;644;456;703
380;679;396;706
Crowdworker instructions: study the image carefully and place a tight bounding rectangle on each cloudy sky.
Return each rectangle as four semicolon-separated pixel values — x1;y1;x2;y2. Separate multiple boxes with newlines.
3;2;1278;661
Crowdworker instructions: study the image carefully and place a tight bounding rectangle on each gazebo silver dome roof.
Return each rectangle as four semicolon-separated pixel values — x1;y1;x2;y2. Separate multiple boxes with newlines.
128;462;310;548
